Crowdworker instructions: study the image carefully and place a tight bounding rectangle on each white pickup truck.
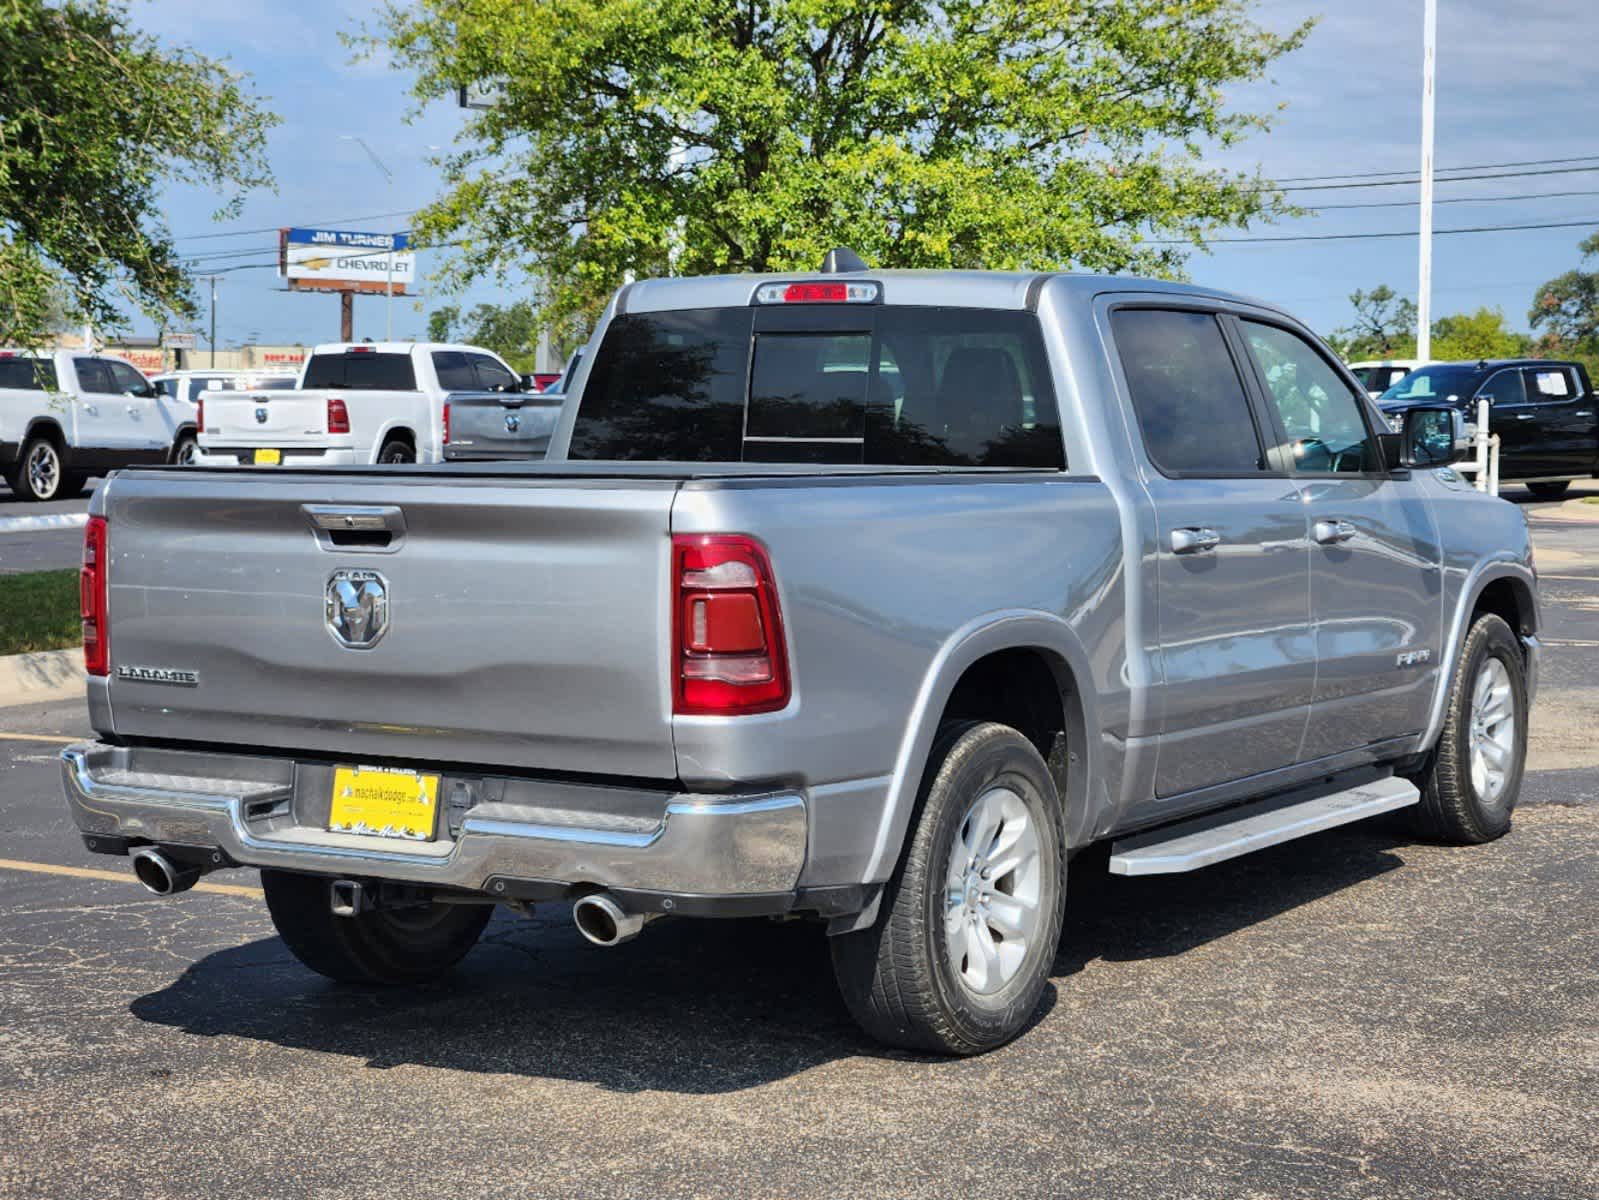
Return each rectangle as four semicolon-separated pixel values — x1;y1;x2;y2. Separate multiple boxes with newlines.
0;349;181;501
194;342;525;467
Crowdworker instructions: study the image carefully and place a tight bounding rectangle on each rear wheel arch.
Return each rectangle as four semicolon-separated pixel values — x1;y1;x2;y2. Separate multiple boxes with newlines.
866;615;1101;884
374;426;417;463
22;417;67;451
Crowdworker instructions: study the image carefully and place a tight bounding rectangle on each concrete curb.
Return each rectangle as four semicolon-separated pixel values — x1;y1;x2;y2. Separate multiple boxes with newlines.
0;512;88;535
0;648;85;707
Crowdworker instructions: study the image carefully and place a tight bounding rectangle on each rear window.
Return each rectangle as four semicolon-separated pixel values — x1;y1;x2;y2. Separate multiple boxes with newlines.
302;352;417;391
569;306;1063;467
0;357;57;390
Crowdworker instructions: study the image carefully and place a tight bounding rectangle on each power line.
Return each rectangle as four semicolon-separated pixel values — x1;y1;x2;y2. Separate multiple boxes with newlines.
1272;154;1599;185
1311;188;1599;211
1283;164;1599;192
1156;216;1599;246
172;210;419;243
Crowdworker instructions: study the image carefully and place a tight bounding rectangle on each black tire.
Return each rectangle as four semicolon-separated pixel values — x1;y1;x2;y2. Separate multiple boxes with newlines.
170;432;198;465
261;870;492;985
1409;613;1528;844
377;438;415;464
12;435;65;501
831;720;1067;1055
1525;481;1570;500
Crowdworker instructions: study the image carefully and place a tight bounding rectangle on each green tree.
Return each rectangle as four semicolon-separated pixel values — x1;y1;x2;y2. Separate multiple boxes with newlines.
1;0;276;345
460;300;541;371
1328;284;1417;359
426;304;461;343
1528;231;1599;378
1430;307;1529;362
369;0;1312;327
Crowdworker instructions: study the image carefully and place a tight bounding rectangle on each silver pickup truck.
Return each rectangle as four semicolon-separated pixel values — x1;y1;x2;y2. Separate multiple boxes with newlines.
61;265;1538;1055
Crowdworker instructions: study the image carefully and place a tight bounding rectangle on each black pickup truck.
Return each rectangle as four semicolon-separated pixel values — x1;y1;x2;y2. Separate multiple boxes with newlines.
1378;359;1598;498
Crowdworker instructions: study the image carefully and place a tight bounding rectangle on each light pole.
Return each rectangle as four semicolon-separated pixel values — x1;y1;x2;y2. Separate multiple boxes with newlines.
200;274;221;367
341;135;396;341
1415;0;1437;363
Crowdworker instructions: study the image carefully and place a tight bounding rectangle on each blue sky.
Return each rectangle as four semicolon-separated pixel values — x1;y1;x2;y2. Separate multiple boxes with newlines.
135;0;1599;350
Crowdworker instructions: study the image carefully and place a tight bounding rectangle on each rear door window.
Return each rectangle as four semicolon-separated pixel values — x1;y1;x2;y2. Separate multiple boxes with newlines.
1528;366;1577;401
570;305;1063;467
75;358;116;394
1111;309;1266;475
431;351;477;391
303;352;418;390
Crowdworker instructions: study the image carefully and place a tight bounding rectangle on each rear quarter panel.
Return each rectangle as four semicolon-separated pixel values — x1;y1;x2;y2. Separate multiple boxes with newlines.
670;474;1128;884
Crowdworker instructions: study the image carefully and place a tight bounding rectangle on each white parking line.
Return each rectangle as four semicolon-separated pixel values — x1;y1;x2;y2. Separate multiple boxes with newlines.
0;512;88;534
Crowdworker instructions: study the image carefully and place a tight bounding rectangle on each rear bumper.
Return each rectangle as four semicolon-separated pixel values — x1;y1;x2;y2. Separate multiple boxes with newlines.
61;741;808;906
193;447;361;468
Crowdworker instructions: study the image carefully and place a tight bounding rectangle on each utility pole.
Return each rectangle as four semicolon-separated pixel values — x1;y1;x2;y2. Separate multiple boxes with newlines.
1416;0;1437;363
200;274;221;367
341;135;396;341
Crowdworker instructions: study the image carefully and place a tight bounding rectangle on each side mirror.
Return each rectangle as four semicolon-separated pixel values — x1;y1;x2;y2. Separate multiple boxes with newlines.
1402;405;1470;468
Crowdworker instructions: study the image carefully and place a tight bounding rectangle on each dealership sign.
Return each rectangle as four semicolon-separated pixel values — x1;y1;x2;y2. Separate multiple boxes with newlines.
279;227;415;294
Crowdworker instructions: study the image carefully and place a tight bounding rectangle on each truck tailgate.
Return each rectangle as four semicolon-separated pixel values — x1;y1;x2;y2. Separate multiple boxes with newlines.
445;392;561;459
202;389;331;446
99;470;679;779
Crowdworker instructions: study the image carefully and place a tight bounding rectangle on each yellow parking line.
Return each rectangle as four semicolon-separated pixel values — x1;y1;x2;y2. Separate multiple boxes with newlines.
0;856;263;899
0;732;81;745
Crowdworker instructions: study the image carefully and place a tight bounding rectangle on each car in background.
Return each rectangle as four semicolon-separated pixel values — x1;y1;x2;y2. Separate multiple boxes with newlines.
194;342;525;467
150;370;299;463
0;349;182;500
1378;358;1598;497
1348;358;1420;399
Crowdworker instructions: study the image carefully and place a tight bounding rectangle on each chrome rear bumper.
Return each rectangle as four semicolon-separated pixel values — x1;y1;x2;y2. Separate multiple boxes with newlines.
61;742;806;899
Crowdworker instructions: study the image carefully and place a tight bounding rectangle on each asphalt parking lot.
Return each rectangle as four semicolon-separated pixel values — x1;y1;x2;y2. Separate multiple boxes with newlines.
1;487;1596;1199
0;477;101;574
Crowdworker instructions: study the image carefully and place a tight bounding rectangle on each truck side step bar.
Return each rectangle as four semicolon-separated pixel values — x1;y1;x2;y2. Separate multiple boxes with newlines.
1108;774;1420;876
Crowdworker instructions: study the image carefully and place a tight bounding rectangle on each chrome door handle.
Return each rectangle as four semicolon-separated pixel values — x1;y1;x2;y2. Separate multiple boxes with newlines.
84;403;98;415
1514;412;1535;420
1574;410;1593;417
1171;527;1221;554
1314;518;1357;545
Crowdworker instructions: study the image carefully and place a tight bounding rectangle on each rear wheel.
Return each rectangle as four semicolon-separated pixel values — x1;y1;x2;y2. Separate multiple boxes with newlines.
377;438;415;464
170;432;198;465
1409;613;1528;844
1525;481;1570;500
13;436;64;501
261;870;492;984
831;720;1066;1054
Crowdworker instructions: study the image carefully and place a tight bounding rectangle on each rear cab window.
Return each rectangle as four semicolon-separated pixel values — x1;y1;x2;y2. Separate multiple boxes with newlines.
0;356;57;390
569;306;1064;467
303;351;418;391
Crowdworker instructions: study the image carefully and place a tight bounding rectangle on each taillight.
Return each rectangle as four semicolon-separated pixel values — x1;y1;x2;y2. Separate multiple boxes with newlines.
195;396;204;433
672;534;789;715
442;402;450;445
327;397;350;434
81;516;108;676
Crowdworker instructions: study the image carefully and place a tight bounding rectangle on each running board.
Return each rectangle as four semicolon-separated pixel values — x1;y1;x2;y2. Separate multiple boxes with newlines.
1108;775;1420;876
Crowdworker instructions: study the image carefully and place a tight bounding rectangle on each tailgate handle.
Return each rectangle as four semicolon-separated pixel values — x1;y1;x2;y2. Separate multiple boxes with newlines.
303;505;406;554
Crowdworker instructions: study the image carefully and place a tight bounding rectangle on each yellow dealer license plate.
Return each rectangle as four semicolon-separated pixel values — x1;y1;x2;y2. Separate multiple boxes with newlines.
254;448;281;465
328;766;440;842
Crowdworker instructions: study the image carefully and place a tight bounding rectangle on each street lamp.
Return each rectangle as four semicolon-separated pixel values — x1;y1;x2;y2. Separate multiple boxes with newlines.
340;135;396;341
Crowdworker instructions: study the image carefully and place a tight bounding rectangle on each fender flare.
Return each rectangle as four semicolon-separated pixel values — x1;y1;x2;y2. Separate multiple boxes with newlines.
1418;557;1539;751
21;416;67;447
861;609;1102;883
370;421;419;463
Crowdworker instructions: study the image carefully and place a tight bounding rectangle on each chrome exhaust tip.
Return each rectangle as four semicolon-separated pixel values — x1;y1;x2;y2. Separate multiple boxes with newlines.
572;893;655;947
130;848;201;897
